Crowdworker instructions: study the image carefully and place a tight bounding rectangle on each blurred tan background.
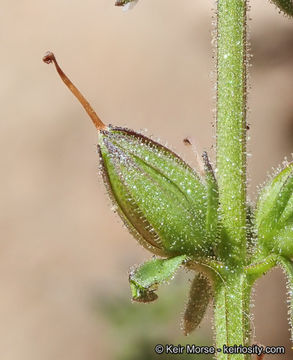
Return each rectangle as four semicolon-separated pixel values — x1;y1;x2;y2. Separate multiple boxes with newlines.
1;0;293;359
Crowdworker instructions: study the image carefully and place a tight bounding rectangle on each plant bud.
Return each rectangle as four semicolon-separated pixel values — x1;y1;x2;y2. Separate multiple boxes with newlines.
256;163;293;258
98;126;213;258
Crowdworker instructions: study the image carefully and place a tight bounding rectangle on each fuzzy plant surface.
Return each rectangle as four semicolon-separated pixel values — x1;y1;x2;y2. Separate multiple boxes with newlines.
43;0;293;359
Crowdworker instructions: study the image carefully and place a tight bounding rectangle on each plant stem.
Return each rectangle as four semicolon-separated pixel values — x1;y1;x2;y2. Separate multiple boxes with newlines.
214;272;252;360
214;0;250;357
216;0;247;266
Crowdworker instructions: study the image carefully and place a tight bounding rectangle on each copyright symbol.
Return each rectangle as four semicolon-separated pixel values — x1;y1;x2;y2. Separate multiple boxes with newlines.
155;344;164;354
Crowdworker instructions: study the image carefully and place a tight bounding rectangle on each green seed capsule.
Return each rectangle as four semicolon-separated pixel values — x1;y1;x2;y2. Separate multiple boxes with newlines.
43;52;217;260
98;126;212;258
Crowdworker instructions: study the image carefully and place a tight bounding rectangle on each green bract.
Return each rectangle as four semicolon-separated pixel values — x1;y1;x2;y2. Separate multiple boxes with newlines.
98;126;218;258
129;255;187;302
256;163;293;258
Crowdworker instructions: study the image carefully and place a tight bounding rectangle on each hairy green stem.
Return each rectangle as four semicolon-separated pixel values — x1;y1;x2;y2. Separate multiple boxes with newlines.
214;0;249;358
214;273;252;360
216;0;247;266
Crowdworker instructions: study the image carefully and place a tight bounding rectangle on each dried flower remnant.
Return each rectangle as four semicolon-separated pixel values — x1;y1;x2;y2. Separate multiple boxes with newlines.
115;0;139;10
183;273;212;335
43;52;105;132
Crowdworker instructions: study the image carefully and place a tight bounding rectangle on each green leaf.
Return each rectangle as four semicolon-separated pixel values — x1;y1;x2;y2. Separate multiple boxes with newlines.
270;0;293;17
129;255;187;303
99;127;214;258
183;273;212;335
278;257;293;341
256;163;293;257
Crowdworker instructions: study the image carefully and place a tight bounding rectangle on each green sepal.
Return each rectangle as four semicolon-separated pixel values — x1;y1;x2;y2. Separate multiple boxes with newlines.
256;163;293;258
99;126;212;258
270;0;293;17
278;257;293;341
183;273;212;335
129;255;188;303
202;152;219;243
